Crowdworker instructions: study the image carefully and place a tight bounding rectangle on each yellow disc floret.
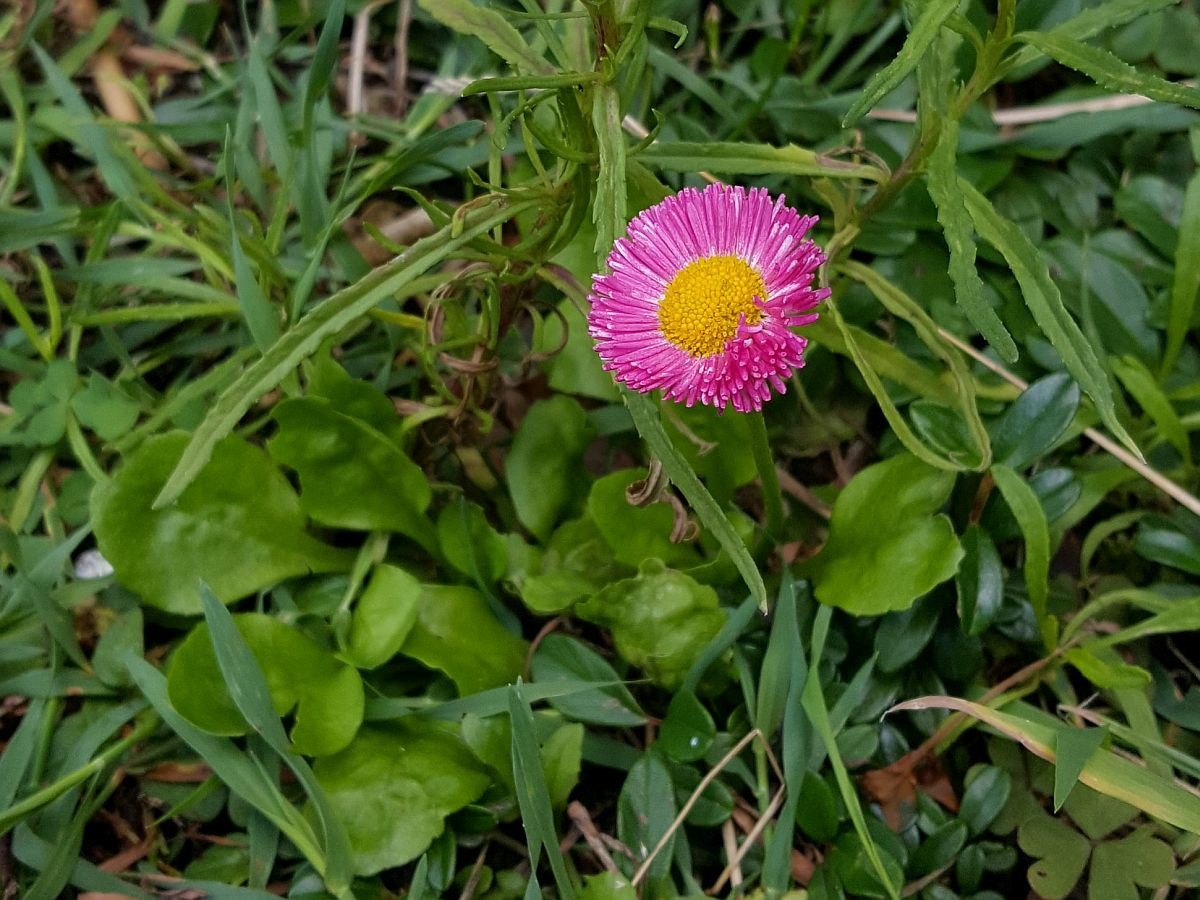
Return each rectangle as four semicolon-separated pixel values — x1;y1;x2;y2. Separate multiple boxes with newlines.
658;255;767;357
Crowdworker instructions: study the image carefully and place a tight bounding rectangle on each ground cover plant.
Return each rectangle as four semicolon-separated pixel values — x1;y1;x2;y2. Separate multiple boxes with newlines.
3;0;1200;897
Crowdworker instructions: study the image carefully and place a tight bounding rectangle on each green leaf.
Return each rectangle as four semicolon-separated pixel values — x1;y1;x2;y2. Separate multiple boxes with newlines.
69;373;140;442
529;634;645;727
168;612;364;756
1134;513;1200;575
344;564;422;670
416;0;553;75
579;871;636;900
1019;813;1091;899
956;524;1004;637
958;180;1138;459
1163;162;1200;376
92;432;349;614
509;683;575;900
593;83;626;259
909;820;967;878
891;696;1200;834
519;516;629;615
507;396;595;540
990;373;1081;470
638;141;887;183
808;453;963;615
842;0;960;126
400;584;527;695
1087;827;1176;900
927;119;1017;361
437;499;507;584
576;559;726;690
267;397;432;539
313;722;491;875
1064;645;1152;691
1053;725;1108;812
958;766;1012;836
153;192;539;508
658;689;715;763
618;753;676;885
588;469;701;569
1110;356;1191;463
989;464;1054;647
620;387;767;611
1014;31;1200;109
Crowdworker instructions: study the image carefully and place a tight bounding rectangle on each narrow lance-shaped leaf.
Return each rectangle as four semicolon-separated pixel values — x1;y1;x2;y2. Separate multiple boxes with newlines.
989;464;1053;648
958;179;1140;459
843;0;960;126
926;119;1018;362
621;388;767;611
1013;31;1200;110
154;192;541;507
1162;162;1200;378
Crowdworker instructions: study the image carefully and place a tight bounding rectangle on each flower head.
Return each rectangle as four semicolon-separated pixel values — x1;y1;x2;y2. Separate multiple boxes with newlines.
587;183;829;413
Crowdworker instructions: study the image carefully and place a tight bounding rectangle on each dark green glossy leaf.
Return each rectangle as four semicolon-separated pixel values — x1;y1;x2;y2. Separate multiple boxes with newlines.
658;689;715;763
990;373;1080;471
530;634;645;727
956;524;1004;637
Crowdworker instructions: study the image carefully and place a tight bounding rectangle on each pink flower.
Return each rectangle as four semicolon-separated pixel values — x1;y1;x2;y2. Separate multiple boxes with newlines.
587;183;829;413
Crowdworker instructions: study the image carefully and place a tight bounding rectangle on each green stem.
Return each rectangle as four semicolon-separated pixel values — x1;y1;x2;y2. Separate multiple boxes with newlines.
748;411;784;546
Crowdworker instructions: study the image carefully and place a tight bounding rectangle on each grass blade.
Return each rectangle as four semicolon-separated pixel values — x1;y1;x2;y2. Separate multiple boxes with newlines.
509;682;575;899
842;0;959;126
802;605;900;900
959;179;1139;459
154;191;540;507
1111;356;1191;464
890;696;1200;834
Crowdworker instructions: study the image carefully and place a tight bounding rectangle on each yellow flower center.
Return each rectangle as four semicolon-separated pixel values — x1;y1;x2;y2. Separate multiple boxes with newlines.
657;254;767;357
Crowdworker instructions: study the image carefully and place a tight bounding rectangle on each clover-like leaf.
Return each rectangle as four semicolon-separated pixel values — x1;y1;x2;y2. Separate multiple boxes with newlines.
1087;827;1175;900
1019;813;1091;899
167;613;364;756
576;559;725;689
92;432;350;614
808;452;964;615
313;721;491;875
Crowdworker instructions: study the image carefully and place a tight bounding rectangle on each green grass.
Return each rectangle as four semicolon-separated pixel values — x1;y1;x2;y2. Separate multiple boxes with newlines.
3;1;1200;897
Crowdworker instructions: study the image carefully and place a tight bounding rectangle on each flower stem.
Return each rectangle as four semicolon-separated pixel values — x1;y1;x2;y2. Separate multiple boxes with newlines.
748;410;784;545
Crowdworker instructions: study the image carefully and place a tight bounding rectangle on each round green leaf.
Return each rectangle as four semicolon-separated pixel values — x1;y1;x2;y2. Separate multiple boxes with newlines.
344;564;422;670
576;559;726;690
507;396;595;539
267;396;432;537
92;432;349;614
808;453;964;615
313;722;491;875
167;613;364;756
400;584;527;695
588;469;702;569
